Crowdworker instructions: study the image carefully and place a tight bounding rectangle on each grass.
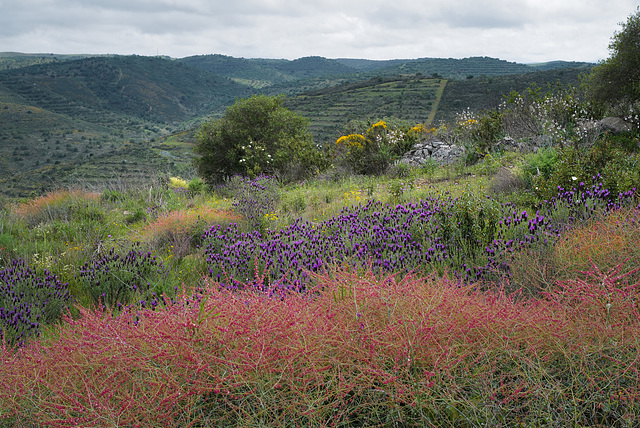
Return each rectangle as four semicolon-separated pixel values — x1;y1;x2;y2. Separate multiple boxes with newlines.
0;154;640;426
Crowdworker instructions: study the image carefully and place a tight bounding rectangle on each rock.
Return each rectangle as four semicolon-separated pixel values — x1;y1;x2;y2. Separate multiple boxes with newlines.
495;136;544;152
400;140;465;167
598;117;633;134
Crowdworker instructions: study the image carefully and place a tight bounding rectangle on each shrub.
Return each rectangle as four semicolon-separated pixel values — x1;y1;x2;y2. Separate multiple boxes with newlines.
0;259;72;346
533;136;640;199
169;176;188;189
501;86;599;147
187;177;208;194
136;207;240;259
194;95;327;183
77;245;170;309
522;146;558;188
333;119;427;175
509;207;640;292
469;109;504;156
12;189;100;227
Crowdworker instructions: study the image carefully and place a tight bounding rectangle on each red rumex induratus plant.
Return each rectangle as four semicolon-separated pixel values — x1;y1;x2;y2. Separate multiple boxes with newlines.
1;263;639;426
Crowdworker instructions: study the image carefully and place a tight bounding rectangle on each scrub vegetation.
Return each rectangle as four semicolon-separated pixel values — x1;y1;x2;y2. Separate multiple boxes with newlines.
1;7;640;427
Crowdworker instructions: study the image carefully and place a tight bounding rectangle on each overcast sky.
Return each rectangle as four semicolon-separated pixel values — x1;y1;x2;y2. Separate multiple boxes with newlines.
1;0;638;63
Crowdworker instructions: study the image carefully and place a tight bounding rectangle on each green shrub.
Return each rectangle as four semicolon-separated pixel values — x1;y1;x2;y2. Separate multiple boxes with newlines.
522;147;558;187
194;95;327;183
470;109;504;155
187;177;208;194
533;135;640;199
333;120;426;175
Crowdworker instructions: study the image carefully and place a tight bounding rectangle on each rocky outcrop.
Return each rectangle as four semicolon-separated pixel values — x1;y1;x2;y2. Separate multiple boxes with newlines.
597;117;634;134
399;116;634;167
399;141;465;166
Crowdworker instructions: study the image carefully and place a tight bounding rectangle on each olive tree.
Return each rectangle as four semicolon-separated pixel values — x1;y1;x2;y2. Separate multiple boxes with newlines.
194;94;326;184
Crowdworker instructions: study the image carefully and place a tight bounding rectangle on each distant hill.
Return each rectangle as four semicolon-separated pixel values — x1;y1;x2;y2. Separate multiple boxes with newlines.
526;60;594;71
178;55;357;88
0;55;251;123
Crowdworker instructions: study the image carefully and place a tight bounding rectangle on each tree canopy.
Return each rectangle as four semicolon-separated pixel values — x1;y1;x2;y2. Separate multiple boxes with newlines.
193;95;326;184
586;7;640;109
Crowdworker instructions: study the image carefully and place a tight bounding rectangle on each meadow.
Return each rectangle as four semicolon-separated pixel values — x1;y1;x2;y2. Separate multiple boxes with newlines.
1;139;640;427
1;66;640;425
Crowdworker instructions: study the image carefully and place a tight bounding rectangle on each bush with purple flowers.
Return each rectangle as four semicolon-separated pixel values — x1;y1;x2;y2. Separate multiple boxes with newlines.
203;179;636;293
228;174;280;232
78;245;170;310
0;259;72;346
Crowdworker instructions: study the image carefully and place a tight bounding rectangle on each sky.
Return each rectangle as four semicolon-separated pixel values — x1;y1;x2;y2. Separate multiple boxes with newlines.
0;0;638;64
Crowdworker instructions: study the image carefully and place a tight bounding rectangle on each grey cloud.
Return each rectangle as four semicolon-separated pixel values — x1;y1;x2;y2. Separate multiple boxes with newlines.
0;0;636;62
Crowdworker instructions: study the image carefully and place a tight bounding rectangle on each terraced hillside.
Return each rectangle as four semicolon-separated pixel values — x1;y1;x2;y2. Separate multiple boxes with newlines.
0;56;250;123
284;76;445;144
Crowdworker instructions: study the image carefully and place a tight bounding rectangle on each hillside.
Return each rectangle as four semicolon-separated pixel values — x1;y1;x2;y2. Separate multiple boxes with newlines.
0;52;594;197
0;55;255;197
284;75;445;143
0;55;251;123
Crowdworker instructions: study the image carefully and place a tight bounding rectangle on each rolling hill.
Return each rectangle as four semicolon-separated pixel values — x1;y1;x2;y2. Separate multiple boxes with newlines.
0;52;593;197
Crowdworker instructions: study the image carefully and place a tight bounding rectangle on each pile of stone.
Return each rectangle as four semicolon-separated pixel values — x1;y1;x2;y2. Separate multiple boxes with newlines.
398;141;465;167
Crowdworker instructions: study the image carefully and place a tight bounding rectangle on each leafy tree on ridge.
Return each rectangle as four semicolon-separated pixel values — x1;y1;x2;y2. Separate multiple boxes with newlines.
194;94;326;184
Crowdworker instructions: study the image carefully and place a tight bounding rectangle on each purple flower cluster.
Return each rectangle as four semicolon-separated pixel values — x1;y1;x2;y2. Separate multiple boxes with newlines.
171;187;192;197
0;259;72;346
146;204;162;218
79;245;169;309
228;175;279;231
203;180;636;293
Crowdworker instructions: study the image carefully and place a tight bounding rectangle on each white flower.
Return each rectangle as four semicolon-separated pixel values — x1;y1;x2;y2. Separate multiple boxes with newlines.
572;176;578;181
